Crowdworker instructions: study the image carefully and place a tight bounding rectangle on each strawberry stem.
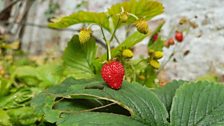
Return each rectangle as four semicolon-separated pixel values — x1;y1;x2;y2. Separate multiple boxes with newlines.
106;17;121;61
127;12;139;20
100;26;111;61
100;27;107;42
87;24;93;29
109;18;120;42
106;41;111;61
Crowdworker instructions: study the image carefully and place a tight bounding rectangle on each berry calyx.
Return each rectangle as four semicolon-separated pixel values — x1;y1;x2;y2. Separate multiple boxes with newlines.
122;49;133;58
175;31;184;42
120;12;128;23
79;28;92;44
134;19;149;34
101;61;125;90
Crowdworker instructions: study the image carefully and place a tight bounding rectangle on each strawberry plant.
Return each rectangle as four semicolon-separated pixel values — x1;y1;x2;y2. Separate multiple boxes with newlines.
29;0;224;126
0;0;218;125
48;0;166;87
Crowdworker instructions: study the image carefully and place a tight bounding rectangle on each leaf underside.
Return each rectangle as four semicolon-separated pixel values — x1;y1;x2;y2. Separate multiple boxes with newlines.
108;0;164;28
48;11;110;30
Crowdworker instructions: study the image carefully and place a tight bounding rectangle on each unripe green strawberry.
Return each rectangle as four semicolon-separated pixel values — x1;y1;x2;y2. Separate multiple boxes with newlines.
79;28;92;44
149;59;160;69
122;49;133;58
0;65;5;76
101;61;125;90
134;19;149;34
120;12;128;23
154;51;163;59
138;75;145;80
148;49;155;55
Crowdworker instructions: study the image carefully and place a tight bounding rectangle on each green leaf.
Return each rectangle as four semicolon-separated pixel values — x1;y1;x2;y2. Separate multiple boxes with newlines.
13;62;64;87
170;81;224;126
0;77;12;96
148;35;164;51
54;99;100;112
13;66;37;79
7;107;39;126
36;62;64;87
0;109;11;126
57;112;147;126
196;73;218;82
152;80;186;112
0;88;33;109
143;65;157;87
48;11;110;30
44;108;61;123
32;78;169;125
98;32;147;61
31;93;54;115
13;67;40;86
108;0;164;28
31;88;103;123
148;20;165;51
31;93;59;123
63;35;96;79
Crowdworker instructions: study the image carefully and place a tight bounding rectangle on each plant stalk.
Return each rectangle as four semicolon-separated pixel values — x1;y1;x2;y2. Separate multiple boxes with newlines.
106;41;111;61
109;18;120;42
100;27;107;42
127;12;139;20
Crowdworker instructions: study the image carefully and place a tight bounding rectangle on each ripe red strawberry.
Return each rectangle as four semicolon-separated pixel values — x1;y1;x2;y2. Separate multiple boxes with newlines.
164;41;170;48
152;33;159;42
175;31;184;42
101;61;125;90
168;38;175;45
164;38;174;48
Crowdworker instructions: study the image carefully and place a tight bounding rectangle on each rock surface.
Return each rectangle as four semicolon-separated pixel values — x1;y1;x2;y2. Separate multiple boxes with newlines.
160;0;224;80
